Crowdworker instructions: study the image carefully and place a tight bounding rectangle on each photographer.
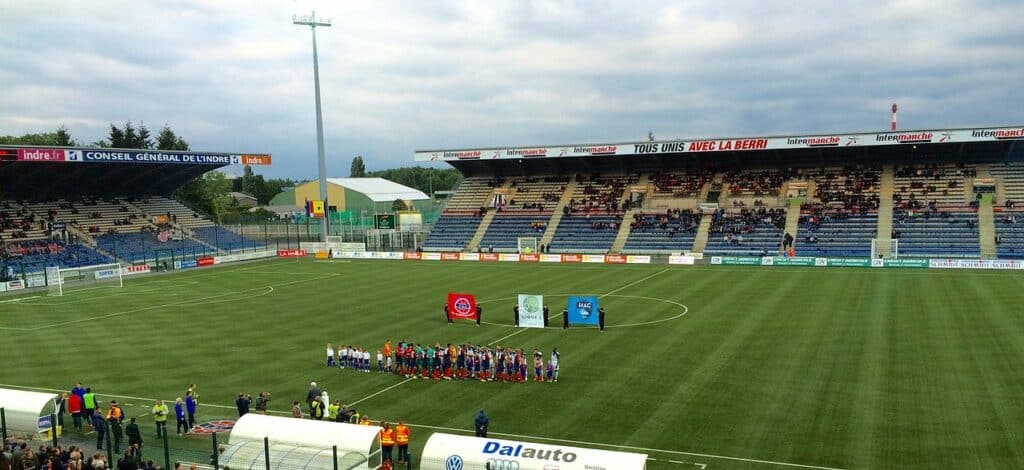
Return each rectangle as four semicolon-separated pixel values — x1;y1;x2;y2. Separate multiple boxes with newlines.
236;392;252;417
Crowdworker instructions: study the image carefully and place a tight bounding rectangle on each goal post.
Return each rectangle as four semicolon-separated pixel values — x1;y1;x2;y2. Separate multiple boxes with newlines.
871;238;899;259
517;237;538;254
47;263;123;296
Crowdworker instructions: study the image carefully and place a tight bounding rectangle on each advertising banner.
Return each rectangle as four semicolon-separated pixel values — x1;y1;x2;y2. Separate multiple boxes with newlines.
315;250;330;260
176;259;197;269
826;258;872;267
6;280;24;291
415;126;1024;162
771;256;817;266
277;249;307;258
420;433;648;470
94;268;119;280
519;253;540;262
626;255;651;264
604;254;627;264
713;256;761;265
403;252;421;260
17;148;66;162
561;254;582;263
517;294;545;328
567;296;600;325
460;253;480;261
82;150;234;165
447;293;478;321
884;259;929;268
422;252;442;260
540;254;561;262
499;253;519;262
582;255;605;263
122;265;151;276
668;255;695;265
197;257;215;267
441;252;460;261
480;253;499;262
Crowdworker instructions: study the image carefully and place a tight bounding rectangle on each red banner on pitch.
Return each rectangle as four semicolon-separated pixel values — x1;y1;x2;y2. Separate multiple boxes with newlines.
447;292;478;321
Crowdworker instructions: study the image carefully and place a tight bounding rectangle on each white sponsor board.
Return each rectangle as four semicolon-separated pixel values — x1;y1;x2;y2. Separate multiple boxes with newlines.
122;265;151;276
460;253;480;261
422;252;442;261
540;254;562;263
420;433;648;470
668;255;695;265
582;255;605;263
499;253;519;262
626;255;651;264
517;294;545;328
94;269;118;280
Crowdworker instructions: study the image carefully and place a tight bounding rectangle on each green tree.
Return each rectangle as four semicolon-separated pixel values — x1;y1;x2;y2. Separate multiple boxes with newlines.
173;171;235;222
350;156;366;177
366;167;461;195
55;125;75;146
108;124;126;148
136;122;153;149
156;125;189;150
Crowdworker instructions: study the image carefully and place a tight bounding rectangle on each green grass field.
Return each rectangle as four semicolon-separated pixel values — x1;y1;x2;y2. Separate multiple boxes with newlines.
3;258;1024;469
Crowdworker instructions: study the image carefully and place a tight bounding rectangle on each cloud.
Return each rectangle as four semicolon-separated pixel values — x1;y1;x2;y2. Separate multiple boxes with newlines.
0;0;1022;179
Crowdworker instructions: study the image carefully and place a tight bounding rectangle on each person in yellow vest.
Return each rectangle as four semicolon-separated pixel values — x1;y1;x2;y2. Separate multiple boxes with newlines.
328;401;340;421
152;400;169;438
359;416;371;426
106;401;124;453
395;421;410;465
379;422;395;464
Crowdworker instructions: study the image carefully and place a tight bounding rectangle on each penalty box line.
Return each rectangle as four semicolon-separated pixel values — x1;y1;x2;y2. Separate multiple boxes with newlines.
0;383;844;470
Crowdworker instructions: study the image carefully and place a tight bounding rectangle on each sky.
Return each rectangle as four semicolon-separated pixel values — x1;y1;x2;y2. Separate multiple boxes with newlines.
1;0;1023;179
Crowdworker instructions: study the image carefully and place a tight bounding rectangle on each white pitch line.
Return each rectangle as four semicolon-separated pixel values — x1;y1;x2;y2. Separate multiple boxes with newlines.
2;274;338;331
348;378;415;406
0;383;842;470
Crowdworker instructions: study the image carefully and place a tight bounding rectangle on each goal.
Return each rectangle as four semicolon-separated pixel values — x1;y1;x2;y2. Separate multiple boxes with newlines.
871;238;899;259
47;263;123;296
517;237;538;254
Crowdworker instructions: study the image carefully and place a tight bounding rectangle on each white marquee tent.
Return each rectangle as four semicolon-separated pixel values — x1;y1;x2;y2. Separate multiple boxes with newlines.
228;414;382;469
0;388;58;434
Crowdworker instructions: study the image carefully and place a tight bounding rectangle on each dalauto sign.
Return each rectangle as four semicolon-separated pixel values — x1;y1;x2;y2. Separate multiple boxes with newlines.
420;433;648;470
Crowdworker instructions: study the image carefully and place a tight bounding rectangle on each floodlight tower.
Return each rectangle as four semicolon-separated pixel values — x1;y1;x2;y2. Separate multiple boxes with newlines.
294;10;332;241
891;103;898;131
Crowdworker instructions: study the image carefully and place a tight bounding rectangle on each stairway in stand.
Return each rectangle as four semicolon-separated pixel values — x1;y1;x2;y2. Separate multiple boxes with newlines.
610;209;639;253
874;164;896;257
465;181;511;252
539;178;579;248
783;199;802;253
691;213;713;253
978;197;997;259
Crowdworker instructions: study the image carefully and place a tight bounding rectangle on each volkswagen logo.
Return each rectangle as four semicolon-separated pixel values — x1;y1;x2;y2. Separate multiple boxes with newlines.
445;455;464;470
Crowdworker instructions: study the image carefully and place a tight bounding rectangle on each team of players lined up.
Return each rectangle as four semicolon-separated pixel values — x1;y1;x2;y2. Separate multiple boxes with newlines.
327;341;561;383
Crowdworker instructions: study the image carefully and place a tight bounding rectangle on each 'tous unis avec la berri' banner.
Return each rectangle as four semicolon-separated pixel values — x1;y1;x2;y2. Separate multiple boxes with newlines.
517;294;545;328
447;293;478;321
567;296;600;325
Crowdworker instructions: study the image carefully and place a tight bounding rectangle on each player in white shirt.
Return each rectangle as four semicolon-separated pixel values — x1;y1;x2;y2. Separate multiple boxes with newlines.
363;350;371;372
326;343;335;367
340;346;349;369
549;348;560;382
377;350;384;372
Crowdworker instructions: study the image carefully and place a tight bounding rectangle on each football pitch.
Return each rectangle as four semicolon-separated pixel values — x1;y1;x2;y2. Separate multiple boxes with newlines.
2;258;1024;469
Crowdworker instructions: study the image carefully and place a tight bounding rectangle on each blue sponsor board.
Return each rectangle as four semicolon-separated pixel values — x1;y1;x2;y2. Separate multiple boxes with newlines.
567;296;600;325
82;150;237;165
176;259;198;269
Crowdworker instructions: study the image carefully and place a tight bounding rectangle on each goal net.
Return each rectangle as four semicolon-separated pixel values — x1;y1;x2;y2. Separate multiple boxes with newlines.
517;237;538;254
47;263;123;296
871;239;899;259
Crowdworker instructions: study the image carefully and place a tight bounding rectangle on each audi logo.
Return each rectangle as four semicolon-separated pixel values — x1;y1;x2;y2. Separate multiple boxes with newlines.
485;459;520;470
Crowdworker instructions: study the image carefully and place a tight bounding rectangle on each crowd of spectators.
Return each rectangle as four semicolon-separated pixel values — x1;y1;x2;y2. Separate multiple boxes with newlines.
1;438;160;470
722;169;795;197
710;208;786;236
630;209;700;236
650;171;712;197
565;174;636;215
809;167;880;211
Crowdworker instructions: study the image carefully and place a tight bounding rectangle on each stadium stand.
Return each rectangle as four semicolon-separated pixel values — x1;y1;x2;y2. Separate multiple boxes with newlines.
622;209;700;252
722;169;794;198
134;196;217;228
891;164;980;257
797;166;881;257
477;177;564;251
704;207;786;256
649;170;713;198
421;177;498;250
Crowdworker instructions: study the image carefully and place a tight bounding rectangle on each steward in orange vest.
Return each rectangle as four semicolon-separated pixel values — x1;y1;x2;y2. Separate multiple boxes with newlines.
379;423;395;463
395;421;411;464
